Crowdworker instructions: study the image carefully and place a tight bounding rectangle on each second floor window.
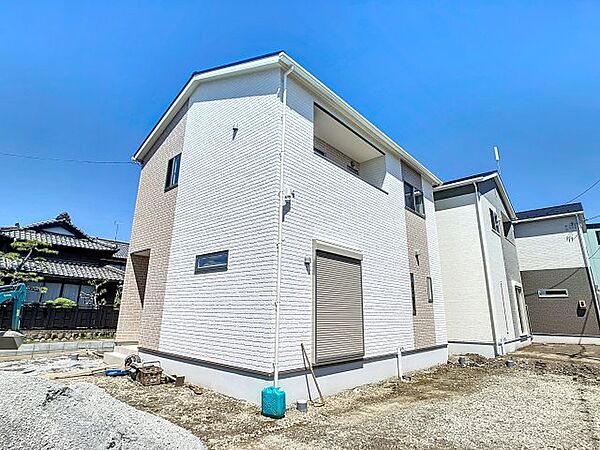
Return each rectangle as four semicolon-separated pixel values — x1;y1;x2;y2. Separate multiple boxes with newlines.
490;209;500;234
165;153;181;190
404;182;425;216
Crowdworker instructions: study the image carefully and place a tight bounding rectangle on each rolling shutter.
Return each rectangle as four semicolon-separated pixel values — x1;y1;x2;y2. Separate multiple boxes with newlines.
315;250;364;364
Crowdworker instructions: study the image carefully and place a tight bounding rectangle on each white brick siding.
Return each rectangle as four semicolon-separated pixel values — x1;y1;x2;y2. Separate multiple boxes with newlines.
276;77;446;372
157;69;282;372
435;198;493;342
479;195;517;340
515;217;586;271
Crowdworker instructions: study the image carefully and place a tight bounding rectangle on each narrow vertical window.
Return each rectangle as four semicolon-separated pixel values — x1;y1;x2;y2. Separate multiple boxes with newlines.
410;273;416;316
490;209;500;233
404;182;425;216
165;153;181;190
427;277;433;303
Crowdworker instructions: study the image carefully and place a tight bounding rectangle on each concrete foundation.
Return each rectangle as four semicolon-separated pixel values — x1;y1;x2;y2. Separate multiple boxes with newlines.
532;334;600;345
103;345;139;367
448;336;532;359
140;345;448;405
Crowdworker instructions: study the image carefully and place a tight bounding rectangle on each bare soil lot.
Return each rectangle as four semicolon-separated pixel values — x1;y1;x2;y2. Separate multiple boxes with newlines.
87;344;600;450
2;344;600;449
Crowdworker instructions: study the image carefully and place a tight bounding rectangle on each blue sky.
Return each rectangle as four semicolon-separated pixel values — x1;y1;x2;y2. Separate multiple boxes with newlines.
1;1;599;240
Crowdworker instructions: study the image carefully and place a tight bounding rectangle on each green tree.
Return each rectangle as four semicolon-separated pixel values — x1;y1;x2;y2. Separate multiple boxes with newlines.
0;239;57;289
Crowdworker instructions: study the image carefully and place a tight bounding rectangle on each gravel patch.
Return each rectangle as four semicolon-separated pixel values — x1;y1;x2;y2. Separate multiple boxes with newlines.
0;354;106;375
0;372;205;450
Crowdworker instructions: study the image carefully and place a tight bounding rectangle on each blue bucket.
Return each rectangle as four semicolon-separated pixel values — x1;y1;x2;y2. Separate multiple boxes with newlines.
261;386;286;419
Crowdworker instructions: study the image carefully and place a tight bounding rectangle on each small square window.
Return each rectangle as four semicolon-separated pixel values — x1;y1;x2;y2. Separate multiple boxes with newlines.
195;250;229;273
427;277;434;303
165;153;181;190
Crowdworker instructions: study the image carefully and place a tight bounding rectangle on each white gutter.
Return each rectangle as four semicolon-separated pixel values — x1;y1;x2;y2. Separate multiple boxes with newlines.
273;65;294;388
473;181;500;356
515;211;586;225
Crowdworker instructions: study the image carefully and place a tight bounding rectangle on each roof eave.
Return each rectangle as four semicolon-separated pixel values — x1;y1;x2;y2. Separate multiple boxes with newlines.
515;211;586;224
132;54;281;163
278;53;441;185
133;52;441;185
434;172;517;220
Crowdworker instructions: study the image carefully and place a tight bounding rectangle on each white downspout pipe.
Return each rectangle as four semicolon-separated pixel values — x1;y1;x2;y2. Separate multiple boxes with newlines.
575;214;600;328
273;65;294;388
473;182;500;356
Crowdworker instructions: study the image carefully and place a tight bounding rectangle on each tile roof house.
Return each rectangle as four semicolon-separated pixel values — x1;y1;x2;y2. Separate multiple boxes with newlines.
0;212;128;307
114;51;449;404
514;203;600;344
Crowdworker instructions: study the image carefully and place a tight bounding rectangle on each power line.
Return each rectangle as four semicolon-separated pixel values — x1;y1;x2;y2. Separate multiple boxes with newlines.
0;151;133;165
565;176;600;204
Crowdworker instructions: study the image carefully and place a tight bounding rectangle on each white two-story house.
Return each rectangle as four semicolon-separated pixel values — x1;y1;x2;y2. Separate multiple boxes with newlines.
115;52;448;404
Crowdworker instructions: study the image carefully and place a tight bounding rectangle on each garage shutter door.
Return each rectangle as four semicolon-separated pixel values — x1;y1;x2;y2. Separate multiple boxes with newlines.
315;250;364;364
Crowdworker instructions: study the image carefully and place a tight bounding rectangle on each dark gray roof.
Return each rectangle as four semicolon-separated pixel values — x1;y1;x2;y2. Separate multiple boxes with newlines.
0;229;117;252
1;213;123;255
0;258;124;282
516;203;584;220
442;170;497;186
95;239;129;259
587;223;600;229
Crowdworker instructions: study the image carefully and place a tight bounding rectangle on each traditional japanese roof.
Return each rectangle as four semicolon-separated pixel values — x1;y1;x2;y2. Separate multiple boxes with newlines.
95;239;129;260
0;229;116;252
0;258;124;282
515;203;584;221
0;212;120;254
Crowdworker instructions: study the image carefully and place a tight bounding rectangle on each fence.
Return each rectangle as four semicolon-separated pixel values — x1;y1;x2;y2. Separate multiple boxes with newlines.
0;304;119;330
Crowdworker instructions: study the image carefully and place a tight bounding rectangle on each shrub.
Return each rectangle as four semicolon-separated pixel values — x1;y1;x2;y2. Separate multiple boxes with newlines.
45;297;77;309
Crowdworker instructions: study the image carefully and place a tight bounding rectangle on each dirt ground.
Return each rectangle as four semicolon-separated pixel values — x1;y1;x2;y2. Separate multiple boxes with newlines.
2;344;599;449
77;344;600;450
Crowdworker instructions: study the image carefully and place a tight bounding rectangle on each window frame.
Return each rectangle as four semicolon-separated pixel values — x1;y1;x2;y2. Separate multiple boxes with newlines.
410;273;417;315
165;153;182;191
195;250;229;274
490;209;501;235
404;182;425;217
538;289;569;298
427;276;434;303
596;230;600;246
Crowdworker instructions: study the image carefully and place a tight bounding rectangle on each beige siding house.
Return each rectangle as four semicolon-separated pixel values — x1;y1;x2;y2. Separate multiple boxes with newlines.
113;52;448;404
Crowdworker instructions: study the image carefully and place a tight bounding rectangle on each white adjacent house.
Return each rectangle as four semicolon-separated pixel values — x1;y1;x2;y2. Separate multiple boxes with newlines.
434;171;532;358
114;52;448;404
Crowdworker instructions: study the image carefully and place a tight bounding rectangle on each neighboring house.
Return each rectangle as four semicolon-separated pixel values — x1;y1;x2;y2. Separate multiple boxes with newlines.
0;212;128;307
514;203;600;344
584;223;600;297
114;51;448;404
433;171;531;358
